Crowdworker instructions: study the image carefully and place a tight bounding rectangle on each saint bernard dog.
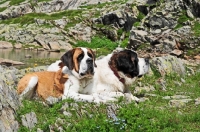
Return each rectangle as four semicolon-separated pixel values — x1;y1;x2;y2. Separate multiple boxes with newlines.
92;49;149;102
47;47;107;103
48;48;149;103
17;62;68;103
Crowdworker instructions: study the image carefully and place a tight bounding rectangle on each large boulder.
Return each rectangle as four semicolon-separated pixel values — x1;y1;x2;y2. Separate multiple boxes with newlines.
150;55;186;76
0;65;48;132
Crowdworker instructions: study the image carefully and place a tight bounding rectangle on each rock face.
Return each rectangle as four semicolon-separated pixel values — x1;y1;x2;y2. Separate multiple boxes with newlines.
0;65;20;132
0;0;112;20
21;112;37;129
0;65;48;132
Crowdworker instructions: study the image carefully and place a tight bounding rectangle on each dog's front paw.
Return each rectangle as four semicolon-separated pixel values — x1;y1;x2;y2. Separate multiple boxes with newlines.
124;93;140;103
62;95;67;100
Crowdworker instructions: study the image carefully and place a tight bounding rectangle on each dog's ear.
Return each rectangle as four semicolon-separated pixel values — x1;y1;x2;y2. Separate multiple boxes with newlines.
88;48;97;67
60;49;75;70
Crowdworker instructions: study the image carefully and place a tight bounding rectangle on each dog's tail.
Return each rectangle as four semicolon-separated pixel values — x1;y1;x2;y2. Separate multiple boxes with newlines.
17;74;38;100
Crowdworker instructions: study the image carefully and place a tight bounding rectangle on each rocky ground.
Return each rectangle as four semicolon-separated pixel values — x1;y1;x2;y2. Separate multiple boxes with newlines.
0;0;200;131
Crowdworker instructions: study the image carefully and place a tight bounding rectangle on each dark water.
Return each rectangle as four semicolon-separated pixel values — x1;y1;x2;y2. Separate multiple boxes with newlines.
0;49;66;69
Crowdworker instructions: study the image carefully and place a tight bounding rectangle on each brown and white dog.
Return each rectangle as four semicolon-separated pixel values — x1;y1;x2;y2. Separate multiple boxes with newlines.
47;47;106;103
17;62;68;103
48;48;149;103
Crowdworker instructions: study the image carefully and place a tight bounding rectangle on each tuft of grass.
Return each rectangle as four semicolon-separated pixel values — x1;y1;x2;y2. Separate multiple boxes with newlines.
0;7;6;12
175;11;194;29
137;11;145;21
76;36;118;56
9;0;26;5
192;21;200;36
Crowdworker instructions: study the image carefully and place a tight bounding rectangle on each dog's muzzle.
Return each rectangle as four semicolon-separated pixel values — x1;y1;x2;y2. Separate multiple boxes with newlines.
80;58;95;77
138;58;150;77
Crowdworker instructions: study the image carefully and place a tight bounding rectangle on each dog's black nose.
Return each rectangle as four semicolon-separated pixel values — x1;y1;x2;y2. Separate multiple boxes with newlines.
145;58;149;64
80;73;86;76
86;58;93;64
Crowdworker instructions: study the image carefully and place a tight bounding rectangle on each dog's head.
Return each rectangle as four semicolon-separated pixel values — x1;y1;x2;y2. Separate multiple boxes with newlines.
109;49;149;79
60;47;96;79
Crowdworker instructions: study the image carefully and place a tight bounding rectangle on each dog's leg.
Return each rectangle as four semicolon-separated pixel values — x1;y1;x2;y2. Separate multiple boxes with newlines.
62;92;103;103
124;89;140;103
19;76;38;100
124;93;140;102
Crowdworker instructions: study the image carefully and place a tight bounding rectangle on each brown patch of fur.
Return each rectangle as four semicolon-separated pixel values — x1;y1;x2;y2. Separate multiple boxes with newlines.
73;48;83;72
17;67;68;100
87;48;97;67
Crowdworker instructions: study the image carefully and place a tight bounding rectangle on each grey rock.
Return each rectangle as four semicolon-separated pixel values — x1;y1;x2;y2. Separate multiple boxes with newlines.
134;86;155;94
176;26;191;35
37;128;44;132
96;7;138;31
48;41;61;51
163;95;190;100
14;43;23;49
21;112;37;129
150;55;186;76
45;96;62;105
169;99;193;108
0;66;21;132
34;35;50;50
170;49;183;56
54;19;68;29
63;111;72;117
195;97;200;105
186;9;194;19
0;41;13;49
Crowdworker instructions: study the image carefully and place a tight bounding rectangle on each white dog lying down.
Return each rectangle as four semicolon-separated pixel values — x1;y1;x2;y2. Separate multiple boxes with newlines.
48;48;149;103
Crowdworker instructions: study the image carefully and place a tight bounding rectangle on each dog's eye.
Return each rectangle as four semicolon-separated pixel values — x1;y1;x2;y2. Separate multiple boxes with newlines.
87;53;93;58
77;53;84;61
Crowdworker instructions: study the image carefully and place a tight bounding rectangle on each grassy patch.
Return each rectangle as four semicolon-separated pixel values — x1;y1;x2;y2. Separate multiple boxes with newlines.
137;11;145;21
192;21;200;36
9;0;26;5
0;7;6;12
0;9;83;26
186;48;200;56
175;11;194;29
76;36;118;56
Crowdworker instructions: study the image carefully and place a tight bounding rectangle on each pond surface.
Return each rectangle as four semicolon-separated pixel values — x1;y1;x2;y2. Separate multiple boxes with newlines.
0;49;66;69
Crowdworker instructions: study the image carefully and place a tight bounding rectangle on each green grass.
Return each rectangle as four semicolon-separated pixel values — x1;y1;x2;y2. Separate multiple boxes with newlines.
192;21;200;36
76;36;118;56
0;7;6;12
9;0;26;5
175;11;194;29
9;0;51;5
0;10;83;26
